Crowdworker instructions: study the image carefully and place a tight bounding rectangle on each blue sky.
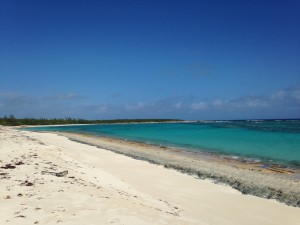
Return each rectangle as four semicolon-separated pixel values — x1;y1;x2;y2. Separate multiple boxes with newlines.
1;0;299;120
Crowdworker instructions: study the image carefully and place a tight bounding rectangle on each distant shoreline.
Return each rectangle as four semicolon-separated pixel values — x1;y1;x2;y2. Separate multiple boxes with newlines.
0;117;183;126
2;116;300;127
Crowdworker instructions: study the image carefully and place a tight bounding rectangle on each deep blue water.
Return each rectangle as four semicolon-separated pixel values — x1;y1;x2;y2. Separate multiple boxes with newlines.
24;120;300;168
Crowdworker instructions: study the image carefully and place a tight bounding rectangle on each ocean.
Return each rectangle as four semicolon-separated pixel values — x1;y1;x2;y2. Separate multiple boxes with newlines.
24;120;300;168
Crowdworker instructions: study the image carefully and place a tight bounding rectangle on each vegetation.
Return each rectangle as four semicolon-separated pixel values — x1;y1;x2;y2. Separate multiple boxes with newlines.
0;115;182;126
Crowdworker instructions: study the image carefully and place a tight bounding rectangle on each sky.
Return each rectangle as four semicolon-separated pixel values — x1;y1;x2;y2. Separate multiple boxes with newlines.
0;0;299;120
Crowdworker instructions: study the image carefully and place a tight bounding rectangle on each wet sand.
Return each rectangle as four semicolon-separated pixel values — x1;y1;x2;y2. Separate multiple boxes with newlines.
0;126;299;224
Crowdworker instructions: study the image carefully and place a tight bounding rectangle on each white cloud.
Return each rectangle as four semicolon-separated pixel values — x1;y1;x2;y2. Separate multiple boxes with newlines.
271;86;300;102
191;102;208;110
245;99;268;108
212;99;223;107
223;96;269;109
271;90;286;100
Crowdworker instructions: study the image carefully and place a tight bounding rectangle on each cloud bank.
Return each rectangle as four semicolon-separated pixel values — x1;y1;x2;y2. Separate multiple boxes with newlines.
0;86;300;120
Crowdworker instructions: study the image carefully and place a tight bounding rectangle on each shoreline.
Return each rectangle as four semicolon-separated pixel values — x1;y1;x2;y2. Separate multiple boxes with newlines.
51;131;300;207
69;131;299;170
1;126;300;224
22;122;300;170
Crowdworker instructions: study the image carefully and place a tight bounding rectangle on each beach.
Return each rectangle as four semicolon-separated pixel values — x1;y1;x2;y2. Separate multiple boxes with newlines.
0;126;299;225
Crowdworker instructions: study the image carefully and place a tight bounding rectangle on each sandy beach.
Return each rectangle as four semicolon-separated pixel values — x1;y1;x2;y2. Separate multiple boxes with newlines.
57;131;300;207
1;126;299;225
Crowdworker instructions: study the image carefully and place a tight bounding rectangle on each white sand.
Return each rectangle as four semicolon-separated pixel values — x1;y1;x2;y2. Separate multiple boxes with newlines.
0;126;299;225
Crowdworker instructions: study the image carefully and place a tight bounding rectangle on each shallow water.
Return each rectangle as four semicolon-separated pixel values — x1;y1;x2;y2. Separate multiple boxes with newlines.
25;120;300;167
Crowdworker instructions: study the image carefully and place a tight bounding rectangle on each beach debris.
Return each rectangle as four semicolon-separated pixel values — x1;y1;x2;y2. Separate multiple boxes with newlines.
15;161;25;165
21;180;34;186
15;215;26;218
17;193;23;197
1;164;16;169
41;170;68;177
5;195;11;199
1;160;24;169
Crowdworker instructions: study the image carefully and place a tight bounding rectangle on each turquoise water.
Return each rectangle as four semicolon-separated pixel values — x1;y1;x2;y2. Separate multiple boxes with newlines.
24;120;300;167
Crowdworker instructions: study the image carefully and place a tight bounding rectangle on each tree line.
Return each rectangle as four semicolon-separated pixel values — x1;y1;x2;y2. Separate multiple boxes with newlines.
0;115;182;126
